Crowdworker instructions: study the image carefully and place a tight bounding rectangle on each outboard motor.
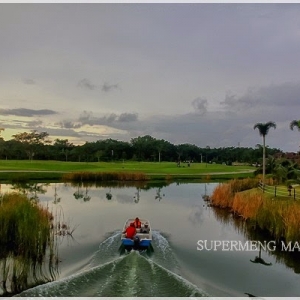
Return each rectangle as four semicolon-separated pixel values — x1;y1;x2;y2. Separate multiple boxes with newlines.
133;236;140;250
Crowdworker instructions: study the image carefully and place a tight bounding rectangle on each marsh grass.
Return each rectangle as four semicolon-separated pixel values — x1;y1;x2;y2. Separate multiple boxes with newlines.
62;171;149;183
211;178;300;243
0;193;58;295
210;178;259;208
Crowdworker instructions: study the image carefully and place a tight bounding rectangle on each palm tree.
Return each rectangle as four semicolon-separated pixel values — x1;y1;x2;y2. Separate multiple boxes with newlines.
254;121;276;184
290;120;300;131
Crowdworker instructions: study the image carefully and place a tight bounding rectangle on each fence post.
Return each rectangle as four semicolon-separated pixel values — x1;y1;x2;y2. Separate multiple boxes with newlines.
294;188;296;200
274;186;277;197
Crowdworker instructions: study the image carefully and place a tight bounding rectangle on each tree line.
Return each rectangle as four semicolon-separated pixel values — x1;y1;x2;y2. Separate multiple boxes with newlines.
0;130;283;165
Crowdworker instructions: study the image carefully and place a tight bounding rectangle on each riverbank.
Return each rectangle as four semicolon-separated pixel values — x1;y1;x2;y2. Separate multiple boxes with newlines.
210;179;300;243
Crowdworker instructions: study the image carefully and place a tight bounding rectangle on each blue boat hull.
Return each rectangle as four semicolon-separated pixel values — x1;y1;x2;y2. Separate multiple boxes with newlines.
122;238;151;247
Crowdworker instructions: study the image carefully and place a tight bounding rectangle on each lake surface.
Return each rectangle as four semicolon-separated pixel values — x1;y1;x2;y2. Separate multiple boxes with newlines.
2;181;300;297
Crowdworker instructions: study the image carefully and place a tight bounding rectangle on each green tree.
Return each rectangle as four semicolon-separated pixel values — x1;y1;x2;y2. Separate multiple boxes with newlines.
290;120;300;131
290;120;300;150
12;130;50;160
254;121;276;183
53;139;74;161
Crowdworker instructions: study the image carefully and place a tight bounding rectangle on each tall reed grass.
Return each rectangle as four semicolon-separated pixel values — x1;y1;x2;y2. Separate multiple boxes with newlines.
62;171;149;183
0;193;58;295
210;178;259;208
210;178;300;243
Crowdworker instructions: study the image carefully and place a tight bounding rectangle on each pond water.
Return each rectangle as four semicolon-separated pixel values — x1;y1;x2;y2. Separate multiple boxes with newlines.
2;181;300;297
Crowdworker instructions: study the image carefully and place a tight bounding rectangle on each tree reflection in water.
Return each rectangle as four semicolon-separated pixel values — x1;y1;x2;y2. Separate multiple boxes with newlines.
106;187;112;200
83;186;91;202
155;188;165;201
73;184;84;200
250;244;272;266
11;182;49;203
53;183;61;204
134;188;140;203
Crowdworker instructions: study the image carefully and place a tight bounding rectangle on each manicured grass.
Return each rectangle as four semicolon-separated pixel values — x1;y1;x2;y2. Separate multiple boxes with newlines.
0;160;255;181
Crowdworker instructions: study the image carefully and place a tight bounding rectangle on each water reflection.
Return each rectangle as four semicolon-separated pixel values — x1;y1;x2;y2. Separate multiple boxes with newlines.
250;244;272;266
211;205;300;274
188;204;205;225
11;182;49;203
133;187;140;203
83;186;91;202
53;183;61;204
2;180;300;297
155;188;165;201
73;185;84;200
106;187;112;200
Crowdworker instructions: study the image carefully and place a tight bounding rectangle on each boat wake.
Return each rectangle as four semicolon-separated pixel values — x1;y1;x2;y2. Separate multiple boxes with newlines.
16;231;208;297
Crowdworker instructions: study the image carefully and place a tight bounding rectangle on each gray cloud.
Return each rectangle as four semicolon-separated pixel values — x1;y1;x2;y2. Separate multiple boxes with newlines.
26;119;43;127
102;83;119;93
77;111;138;126
220;82;300;112
192;97;208;115
59;121;82;129
1;5;300;153
118;113;138;122
77;79;120;93
77;78;96;90
0;108;57;117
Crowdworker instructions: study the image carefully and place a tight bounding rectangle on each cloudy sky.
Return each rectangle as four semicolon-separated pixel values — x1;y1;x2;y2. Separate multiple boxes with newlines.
1;3;300;152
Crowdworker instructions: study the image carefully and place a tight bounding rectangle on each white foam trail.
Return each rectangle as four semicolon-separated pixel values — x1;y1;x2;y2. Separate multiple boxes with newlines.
87;231;121;269
17;254;126;296
139;254;210;297
99;231;121;248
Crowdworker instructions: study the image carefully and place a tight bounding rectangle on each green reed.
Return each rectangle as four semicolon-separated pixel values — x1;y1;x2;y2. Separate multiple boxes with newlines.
0;193;58;295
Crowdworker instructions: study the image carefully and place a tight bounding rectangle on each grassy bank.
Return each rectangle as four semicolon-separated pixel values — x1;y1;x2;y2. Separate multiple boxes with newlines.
0;160;255;182
210;179;300;243
0;193;58;295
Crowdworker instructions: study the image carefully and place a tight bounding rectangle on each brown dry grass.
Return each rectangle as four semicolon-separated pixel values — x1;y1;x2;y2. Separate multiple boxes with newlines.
211;178;300;242
232;190;263;220
62;171;149;182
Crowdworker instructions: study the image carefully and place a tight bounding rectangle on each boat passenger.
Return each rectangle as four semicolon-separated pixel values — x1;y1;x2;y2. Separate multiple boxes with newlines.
123;222;136;239
134;217;141;228
140;222;150;233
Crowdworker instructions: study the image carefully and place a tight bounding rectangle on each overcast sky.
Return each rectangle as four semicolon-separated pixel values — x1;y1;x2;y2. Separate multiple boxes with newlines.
1;3;300;152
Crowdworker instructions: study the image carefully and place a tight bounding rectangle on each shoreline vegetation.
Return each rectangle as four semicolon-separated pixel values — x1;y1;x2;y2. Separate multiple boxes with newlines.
0;193;59;296
210;178;300;244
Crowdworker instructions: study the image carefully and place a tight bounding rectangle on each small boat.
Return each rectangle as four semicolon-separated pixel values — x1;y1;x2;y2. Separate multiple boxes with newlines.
120;218;152;251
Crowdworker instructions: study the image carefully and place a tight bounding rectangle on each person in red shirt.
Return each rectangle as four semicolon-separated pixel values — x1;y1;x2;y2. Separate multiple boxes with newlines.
123;222;136;239
134;217;141;228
